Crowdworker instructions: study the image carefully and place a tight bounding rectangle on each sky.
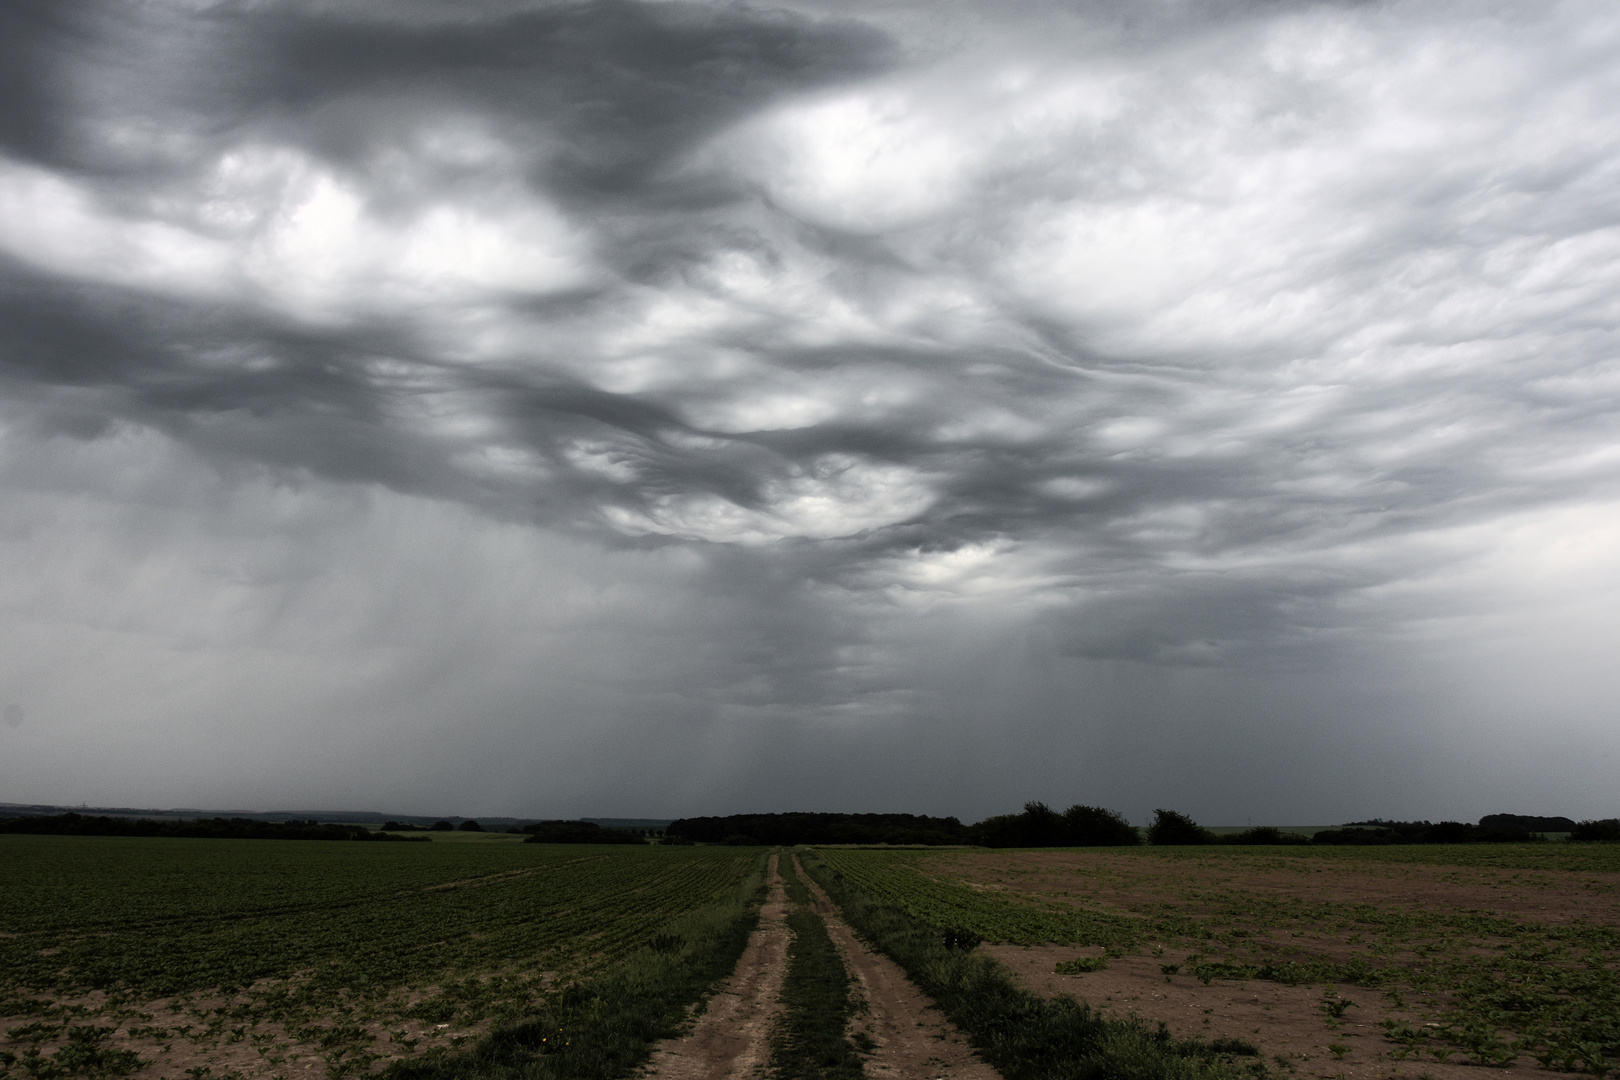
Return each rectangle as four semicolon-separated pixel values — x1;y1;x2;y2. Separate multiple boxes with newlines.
2;0;1618;825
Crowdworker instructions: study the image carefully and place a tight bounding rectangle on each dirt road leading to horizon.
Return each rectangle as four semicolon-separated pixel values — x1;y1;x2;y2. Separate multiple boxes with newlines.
643;854;792;1080
795;854;1001;1080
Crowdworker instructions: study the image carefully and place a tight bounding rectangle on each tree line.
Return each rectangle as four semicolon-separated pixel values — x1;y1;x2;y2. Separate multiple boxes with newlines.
665;805;1620;847
0;813;427;841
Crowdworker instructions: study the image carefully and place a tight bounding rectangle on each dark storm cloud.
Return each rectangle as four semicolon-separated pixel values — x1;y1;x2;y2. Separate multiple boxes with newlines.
0;0;906;520
3;0;1620;819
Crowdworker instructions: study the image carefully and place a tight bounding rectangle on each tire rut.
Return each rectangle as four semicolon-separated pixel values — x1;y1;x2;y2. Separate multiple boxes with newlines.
794;855;1001;1080
643;853;792;1080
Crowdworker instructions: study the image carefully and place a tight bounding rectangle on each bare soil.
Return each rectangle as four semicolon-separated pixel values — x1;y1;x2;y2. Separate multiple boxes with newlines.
985;943;1530;1080
932;850;1620;1080
795;856;1001;1080
0;985;498;1079
642;853;793;1080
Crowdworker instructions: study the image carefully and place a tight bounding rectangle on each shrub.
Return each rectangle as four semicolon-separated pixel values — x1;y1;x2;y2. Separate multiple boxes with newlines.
1148;809;1214;846
429;820;454;832
458;820;485;832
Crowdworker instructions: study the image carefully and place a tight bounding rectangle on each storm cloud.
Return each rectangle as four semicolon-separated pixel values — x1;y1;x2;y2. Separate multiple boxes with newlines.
2;0;1618;823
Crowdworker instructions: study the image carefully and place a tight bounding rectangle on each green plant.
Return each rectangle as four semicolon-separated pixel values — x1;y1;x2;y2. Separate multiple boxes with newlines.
1055;957;1108;974
1320;995;1356;1020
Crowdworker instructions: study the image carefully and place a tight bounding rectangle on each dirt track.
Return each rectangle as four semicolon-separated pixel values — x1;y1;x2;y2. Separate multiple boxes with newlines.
795;855;1000;1080
645;852;1001;1080
643;854;793;1080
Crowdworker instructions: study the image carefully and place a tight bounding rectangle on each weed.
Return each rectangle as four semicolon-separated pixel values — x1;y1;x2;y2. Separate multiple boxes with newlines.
1056;957;1109;974
1320;994;1356;1021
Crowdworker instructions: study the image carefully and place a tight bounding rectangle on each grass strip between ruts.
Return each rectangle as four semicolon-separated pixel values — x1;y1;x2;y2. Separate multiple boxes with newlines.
797;848;1268;1080
384;853;768;1080
769;856;867;1080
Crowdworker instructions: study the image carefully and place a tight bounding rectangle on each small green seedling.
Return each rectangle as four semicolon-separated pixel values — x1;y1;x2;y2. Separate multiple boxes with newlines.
1056;957;1108;974
1321;994;1356;1020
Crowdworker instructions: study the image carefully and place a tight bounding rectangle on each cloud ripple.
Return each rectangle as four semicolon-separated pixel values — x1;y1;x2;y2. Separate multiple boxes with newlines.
3;0;1620;816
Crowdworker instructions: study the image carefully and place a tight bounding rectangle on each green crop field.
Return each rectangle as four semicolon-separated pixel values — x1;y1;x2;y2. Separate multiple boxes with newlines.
0;836;761;1079
816;845;1620;1077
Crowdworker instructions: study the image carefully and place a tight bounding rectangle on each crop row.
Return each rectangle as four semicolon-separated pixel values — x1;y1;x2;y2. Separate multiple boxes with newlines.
2;840;753;1000
1;837;762;1077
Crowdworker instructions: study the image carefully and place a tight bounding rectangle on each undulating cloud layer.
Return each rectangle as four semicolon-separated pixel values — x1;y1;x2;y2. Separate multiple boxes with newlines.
2;0;1618;822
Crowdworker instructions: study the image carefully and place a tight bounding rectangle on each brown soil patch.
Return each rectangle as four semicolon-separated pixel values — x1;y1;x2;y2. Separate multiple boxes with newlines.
925;849;1620;1080
796;856;1001;1080
642;853;792;1080
987;943;1542;1080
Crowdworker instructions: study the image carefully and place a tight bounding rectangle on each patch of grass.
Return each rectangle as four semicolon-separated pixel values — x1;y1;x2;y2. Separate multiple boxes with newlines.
799;850;1264;1080
770;857;865;1080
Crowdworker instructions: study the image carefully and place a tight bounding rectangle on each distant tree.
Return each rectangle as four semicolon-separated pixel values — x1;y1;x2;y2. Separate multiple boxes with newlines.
0;813;426;842
1148;809;1213;846
1062;805;1142;846
520;820;641;845
1018;801;1065;846
1570;819;1620;843
1217;826;1310;845
967;812;1022;847
1479;813;1577;833
666;812;967;846
458;819;484;832
429;820;454;832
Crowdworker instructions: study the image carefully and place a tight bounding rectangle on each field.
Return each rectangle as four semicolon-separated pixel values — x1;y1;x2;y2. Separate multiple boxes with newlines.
817;844;1620;1080
8;833;1619;1080
0;835;761;1079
